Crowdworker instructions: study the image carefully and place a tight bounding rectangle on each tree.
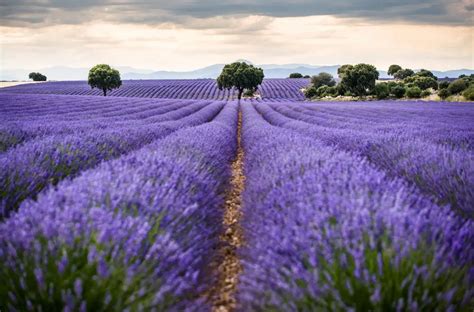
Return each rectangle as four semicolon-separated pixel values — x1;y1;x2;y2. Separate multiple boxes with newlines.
88;64;122;96
416;69;437;80
447;79;468;95
303;75;311;78
394;68;415;80
438;88;450;99
406;86;422;98
374;83;389;99
391;85;406;98
28;72;47;81
217;62;264;100
310;72;336;89
462;85;474;101
289;73;303;78
337;64;353;79
387;65;402;76
404;76;438;90
304;86;318;98
438;81;450;90
339;63;379;96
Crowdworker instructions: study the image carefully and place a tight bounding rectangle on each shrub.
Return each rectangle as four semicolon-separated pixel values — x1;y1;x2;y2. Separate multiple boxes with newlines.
438;88;451;99
447;79;468;95
323;86;338;97
438;81;450;90
421;89;431;98
316;85;330;97
416;69;437;80
406;86;422;98
374;83;389;99
303;75;311;78
462;85;474;101
391;85;406;98
304;86;318;98
289;73;303;78
311;72;336;89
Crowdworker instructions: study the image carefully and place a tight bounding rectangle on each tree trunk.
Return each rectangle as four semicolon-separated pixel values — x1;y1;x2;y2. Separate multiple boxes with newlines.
238;88;243;100
103;88;107;96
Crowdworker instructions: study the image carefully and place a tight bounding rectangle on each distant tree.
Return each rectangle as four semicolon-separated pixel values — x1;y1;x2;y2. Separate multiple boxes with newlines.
462;85;474;101
88;64;122;96
447;79;468;95
416;69;437;80
289;73;303;78
28;72;47;81
420;89;431;98
438;81;450;90
394;68;415;80
310;72;336;89
217;62;264;100
405;76;438;90
304;86;318;98
406;86;422;98
387;65;402;76
391;85;406;98
374;83;389;99
337;64;353;79
339;63;379;96
303;75;311;78
438;88;450;99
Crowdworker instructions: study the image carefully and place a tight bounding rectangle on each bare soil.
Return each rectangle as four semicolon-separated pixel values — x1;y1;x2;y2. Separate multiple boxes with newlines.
208;110;245;312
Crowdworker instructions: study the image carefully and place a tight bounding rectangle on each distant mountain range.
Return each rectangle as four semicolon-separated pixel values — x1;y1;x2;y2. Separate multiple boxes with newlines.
2;62;472;81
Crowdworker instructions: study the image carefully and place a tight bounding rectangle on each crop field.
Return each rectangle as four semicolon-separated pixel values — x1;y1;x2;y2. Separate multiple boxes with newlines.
0;82;473;311
0;78;309;101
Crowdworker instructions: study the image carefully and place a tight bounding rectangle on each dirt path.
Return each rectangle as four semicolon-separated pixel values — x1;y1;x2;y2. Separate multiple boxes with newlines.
209;110;245;312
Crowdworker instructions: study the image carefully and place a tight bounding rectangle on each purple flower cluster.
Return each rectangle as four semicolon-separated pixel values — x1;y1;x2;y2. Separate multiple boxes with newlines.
0;78;309;100
0;101;239;310
254;101;474;217
0;93;225;216
237;102;474;310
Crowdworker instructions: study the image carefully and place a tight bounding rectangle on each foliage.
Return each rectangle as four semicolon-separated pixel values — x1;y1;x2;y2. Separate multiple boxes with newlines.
387;65;402;76
405;86;422;98
394;68;415;80
374;83;389;99
421;89;431;98
337;64;353;78
438;81;450;90
217;62;264;100
438;88;450;99
462;85;474;101
289;73;303;78
88;64;122;96
304;86;318;98
416;69;437;80
404;76;438;90
310;72;336;89
447;79;469;95
390;85;406;98
303;75;311;78
28;72;47;81
339;63;379;96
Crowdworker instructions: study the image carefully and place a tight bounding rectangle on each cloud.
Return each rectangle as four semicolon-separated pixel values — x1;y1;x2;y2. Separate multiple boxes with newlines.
0;0;471;28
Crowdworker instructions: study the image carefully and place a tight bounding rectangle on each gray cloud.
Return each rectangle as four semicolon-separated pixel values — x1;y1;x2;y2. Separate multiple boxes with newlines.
0;0;471;27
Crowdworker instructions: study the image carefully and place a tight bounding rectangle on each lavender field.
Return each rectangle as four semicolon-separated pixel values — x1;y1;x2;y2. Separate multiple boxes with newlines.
0;82;473;311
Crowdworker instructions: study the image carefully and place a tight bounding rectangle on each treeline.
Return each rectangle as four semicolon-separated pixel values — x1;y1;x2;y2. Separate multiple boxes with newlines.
294;64;474;101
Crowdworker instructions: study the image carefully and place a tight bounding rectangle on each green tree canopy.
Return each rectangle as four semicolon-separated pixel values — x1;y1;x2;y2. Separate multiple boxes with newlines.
88;64;122;96
311;72;336;89
416;69;437;80
339;63;379;96
289;73;303;78
394;68;415;80
217;62;264;100
28;72;47;81
387;65;402;76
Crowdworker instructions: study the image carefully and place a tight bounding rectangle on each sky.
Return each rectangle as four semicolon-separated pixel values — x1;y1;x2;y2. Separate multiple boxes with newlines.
0;0;473;71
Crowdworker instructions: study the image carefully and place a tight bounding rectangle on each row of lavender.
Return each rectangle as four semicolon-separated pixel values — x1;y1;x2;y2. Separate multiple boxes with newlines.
1;92;240;309
0;78;309;101
237;101;473;310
